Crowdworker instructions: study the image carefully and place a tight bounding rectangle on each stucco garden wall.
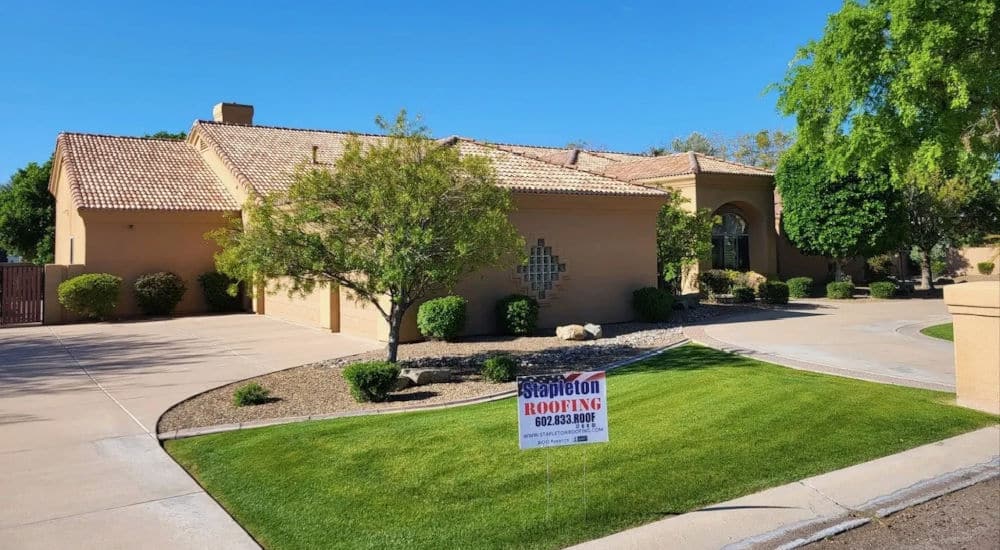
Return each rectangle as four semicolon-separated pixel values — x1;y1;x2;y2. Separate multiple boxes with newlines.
52;163;87;265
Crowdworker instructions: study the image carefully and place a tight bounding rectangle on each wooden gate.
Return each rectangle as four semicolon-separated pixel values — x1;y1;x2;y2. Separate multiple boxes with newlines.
0;264;44;326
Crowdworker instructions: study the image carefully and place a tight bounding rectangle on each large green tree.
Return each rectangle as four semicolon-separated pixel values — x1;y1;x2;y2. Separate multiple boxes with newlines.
0;160;54;263
730;130;794;170
777;0;1000;288
656;190;717;293
649;132;727;157
211;112;524;362
775;146;904;280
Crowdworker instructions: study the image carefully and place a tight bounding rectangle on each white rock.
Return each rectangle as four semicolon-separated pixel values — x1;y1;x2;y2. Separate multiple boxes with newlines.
583;323;603;340
556;324;587;341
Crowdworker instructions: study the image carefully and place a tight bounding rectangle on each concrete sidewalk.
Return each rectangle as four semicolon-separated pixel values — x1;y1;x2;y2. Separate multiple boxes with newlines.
569;426;1000;550
0;315;379;549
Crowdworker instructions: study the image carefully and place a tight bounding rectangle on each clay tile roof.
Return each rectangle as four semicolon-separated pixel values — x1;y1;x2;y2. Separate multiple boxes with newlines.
463;141;667;196
193;122;667;198
192;121;385;197
601;152;773;182
55;133;239;211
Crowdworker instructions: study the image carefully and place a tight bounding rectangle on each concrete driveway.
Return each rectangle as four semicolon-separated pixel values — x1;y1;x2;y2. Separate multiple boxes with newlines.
0;314;379;549
697;298;955;390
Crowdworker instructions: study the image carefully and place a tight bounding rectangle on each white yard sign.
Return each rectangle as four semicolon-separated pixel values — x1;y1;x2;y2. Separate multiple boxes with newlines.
517;371;608;450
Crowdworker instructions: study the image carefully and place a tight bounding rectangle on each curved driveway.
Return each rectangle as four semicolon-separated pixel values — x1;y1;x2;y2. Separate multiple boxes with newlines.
691;298;955;390
0;315;379;549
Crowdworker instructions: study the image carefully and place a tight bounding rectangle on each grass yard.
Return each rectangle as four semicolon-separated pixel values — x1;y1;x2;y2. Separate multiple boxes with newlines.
921;322;954;341
166;345;995;550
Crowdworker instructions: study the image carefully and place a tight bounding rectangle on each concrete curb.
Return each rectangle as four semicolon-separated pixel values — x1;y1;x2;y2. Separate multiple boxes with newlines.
569;426;1000;550
895;318;953;344
158;339;690;441
683;323;955;392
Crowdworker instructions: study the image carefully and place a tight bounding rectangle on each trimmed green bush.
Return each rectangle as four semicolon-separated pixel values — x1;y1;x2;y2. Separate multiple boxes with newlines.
827;281;855;299
868;281;897;299
134;272;186;316
757;281;789;304
632;287;674;322
57;273;122;320
342;361;401;402
496;294;539;335
481;355;518;383
731;285;755;303
786;277;813;299
198;272;242;312
977;261;995;275
233;382;270;407
417;296;467;340
698;269;732;296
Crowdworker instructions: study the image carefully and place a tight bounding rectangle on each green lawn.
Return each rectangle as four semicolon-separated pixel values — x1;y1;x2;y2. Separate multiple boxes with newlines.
166;345;994;550
921;322;954;341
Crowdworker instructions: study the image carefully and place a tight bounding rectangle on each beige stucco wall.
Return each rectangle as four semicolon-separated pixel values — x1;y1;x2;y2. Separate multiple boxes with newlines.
944;281;1000;415
80;210;235;316
951;246;999;277
259;279;340;330
52;162;86;265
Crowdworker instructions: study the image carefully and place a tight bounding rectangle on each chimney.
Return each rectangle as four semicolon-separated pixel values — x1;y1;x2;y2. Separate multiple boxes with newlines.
212;102;254;125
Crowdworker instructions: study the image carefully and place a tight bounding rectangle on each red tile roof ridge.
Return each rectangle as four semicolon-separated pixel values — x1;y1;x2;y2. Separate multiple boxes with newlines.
193;119;390;139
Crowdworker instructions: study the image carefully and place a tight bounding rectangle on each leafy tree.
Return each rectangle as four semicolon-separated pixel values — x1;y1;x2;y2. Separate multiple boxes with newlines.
144;131;187;140
0;160;54;263
565;140;606;151
649;132;727;157
656;189;717;293
775;146;904;280
211;111;524;362
776;0;1000;288
730;130;794;170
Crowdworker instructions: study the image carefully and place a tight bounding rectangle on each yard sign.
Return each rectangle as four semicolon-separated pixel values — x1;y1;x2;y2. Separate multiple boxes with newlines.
517;371;608;450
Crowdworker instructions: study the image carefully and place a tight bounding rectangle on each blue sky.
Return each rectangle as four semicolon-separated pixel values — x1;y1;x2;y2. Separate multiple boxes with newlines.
0;1;841;180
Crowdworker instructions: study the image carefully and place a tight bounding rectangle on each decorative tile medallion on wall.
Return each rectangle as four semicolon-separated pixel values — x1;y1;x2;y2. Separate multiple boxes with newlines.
515;238;566;300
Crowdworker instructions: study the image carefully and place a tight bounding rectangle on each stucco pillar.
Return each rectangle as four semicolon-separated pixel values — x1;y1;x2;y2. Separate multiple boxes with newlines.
319;282;340;332
943;281;1000;415
43;264;68;324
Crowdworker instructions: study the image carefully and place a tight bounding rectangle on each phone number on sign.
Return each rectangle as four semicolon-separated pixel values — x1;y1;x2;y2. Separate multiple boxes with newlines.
534;412;596;427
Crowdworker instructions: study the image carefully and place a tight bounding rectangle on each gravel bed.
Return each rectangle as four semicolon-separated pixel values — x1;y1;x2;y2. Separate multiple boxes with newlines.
157;304;744;433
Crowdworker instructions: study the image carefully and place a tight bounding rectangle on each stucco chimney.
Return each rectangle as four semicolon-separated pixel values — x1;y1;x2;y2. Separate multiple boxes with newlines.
212;102;254;125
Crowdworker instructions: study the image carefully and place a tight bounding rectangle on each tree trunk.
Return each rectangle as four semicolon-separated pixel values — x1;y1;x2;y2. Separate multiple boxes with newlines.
919;248;934;290
834;259;848;282
385;302;405;363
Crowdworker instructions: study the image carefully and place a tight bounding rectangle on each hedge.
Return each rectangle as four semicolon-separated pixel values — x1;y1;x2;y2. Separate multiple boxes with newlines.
827;281;855;299
632;287;674;322
342;361;401;403
496;294;539;335
757;281;789;305
869;281;897;299
786;277;813;299
417;296;467;340
57;273;122;320
134;272;186;316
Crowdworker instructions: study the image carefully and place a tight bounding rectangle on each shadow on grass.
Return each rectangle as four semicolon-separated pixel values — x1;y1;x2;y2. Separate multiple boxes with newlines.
610;345;755;376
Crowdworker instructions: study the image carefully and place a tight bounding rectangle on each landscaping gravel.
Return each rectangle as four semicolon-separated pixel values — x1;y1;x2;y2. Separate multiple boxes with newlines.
157;304;744;432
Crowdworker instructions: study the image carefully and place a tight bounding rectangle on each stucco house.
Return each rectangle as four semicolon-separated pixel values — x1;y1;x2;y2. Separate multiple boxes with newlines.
46;102;819;340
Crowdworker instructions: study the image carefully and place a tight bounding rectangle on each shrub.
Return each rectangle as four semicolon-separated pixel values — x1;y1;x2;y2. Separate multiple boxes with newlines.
481;355;518;383
931;259;948;278
698;269;733;296
57;273;122;320
786;277;813;299
342;361;401;402
632;287;674;322
198;271;242;312
869;281;897;299
731;285;755;303
757;281;789;304
866;254;894;282
977;261;995;275
496;294;539;335
732;270;767;292
417;296;467;340
827;281;855;299
133;272;186;316
233;382;270;407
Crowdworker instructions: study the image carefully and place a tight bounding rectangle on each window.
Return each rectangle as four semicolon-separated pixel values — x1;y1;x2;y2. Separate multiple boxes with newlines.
515;239;565;300
711;213;749;271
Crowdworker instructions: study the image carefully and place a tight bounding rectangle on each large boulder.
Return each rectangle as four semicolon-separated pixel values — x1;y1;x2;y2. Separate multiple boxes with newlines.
400;368;453;386
556;324;588;341
583;323;603;340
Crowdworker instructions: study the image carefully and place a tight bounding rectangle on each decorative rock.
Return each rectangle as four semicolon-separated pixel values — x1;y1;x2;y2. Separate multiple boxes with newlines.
393;376;413;391
583;323;603;340
401;368;453;386
556;324;587;341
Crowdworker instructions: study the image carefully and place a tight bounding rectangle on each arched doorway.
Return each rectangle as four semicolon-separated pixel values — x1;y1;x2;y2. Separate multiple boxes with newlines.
712;211;750;271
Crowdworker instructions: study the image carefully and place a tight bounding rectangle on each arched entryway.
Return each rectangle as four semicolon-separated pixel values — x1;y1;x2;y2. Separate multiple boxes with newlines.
711;210;750;271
